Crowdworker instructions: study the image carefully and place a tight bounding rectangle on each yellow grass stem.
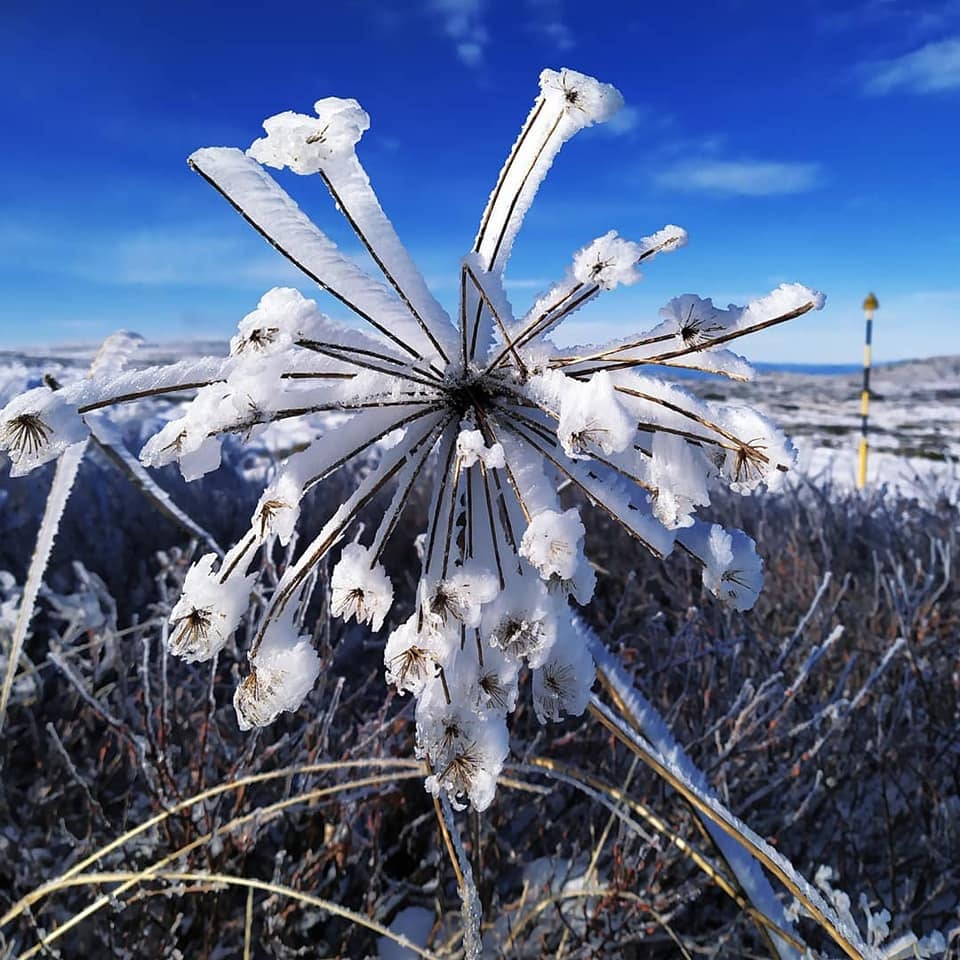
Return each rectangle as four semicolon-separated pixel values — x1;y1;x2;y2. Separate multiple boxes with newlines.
10;770;423;958
1;759;421;930
33;871;442;960
588;698;868;960
243;887;254;960
518;757;804;953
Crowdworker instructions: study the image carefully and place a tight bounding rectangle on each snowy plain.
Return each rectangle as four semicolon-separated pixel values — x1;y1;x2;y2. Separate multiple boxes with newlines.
2;341;956;497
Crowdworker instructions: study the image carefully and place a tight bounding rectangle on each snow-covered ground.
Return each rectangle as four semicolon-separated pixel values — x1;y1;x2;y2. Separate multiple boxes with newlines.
685;355;960;495
2;342;957;496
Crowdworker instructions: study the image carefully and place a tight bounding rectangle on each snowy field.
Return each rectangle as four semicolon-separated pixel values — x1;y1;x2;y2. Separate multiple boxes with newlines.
685;355;960;495
3;341;956;497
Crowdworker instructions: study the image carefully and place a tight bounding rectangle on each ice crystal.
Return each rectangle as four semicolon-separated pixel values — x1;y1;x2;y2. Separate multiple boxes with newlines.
0;67;824;810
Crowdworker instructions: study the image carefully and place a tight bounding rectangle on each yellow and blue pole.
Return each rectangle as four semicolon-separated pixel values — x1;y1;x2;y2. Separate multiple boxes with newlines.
857;292;879;489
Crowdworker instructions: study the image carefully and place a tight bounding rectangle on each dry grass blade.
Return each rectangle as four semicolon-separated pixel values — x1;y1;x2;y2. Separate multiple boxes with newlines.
29;871;443;960
509;886;695;960
592;652;802;960
588;697;874;960
9;770;424;957
511;758;804;953
243;886;254;960
0;758;421;929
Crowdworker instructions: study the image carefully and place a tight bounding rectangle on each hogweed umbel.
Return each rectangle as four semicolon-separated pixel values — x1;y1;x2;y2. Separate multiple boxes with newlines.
0;67;824;811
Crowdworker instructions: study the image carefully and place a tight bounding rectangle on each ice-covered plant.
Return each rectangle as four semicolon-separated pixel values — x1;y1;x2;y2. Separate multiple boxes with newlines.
0;69;824;813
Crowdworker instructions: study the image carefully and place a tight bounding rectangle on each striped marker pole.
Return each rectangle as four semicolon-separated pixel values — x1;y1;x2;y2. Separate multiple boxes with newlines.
857;292;879;489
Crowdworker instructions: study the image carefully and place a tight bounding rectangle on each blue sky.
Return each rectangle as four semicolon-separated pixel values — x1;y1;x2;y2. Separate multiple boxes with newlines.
1;0;958;363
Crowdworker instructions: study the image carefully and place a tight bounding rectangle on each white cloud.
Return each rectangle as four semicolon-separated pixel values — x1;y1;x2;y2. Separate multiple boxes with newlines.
0;221;303;288
655;159;822;196
861;36;960;94
426;0;489;68
525;0;574;51
602;105;643;136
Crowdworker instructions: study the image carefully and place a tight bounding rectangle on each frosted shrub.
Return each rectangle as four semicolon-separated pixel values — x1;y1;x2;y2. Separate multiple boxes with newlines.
0;68;824;813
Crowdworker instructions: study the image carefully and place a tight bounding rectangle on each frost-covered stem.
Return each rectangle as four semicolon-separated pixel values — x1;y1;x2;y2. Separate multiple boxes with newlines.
257;418;444;644
510;283;600;351
421;427;460;594
467;101;567;360
476;415;532;525
219;532;258;583
574;301;818;377
280;370;355;381
465;464;475;558
88;418;224;557
370;417;453;564
588;696;876;960
613;384;787;472
493;403;558;449
484;282;597;374
440;456;464;579
0;440;86;733
473;96;548;260
438;793;483;960
224;399;444;444
485;112;564;272
774;571;834;671
501;418;667;556
591;642;803;959
464;264;527;375
77;380;222;414
549;331;676;368
315;163;452;365
476;459;506;589
473;412;522;554
459;266;469;371
188;149;439;369
296;338;444;387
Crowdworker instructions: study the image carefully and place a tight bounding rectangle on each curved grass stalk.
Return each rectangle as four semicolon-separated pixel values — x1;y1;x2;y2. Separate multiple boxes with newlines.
11;770;422;958
0;758;421;930
588;695;876;960
507;885;694;959
510;759;805;953
23;871;441;960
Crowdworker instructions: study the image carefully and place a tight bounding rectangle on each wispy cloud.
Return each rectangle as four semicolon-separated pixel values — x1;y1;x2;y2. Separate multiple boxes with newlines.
0;221;304;289
601;104;659;137
524;0;574;51
426;0;489;67
655;159;822;197
860;36;960;94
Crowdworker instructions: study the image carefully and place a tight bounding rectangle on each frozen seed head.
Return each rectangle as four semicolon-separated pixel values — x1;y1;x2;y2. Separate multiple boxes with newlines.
167;554;254;663
573;232;644;290
0;68;816;810
520;508;586;582
490;616;544;660
2;413;51;458
247;98;369;173
234;668;284;730
540;68;624;126
330;543;394;632
169;606;216;660
532;620;595;723
0;388;88;476
235;622;321;730
701;525;763;611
